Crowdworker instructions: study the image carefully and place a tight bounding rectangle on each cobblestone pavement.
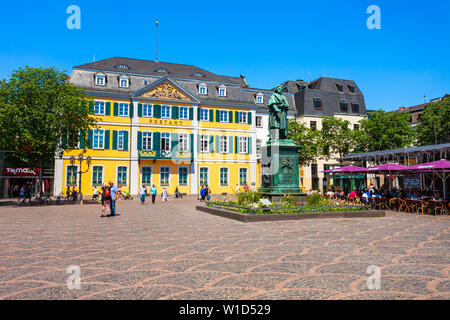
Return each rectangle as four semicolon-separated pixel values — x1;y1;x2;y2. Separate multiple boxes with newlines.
0;197;449;300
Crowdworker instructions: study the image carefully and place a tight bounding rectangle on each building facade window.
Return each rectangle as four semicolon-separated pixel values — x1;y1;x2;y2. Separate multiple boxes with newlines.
179;107;188;120
218;87;226;96
142;104;152;117
199;85;207;95
200;134;209;152
200;109;209;121
336;83;343;92
142;132;152;150
117;131;126;150
119;78;129;88
351;103;360;113
95;76;105;86
239;136;248;154
93;129;104;149
94;101;105;115
256;94;264;104
339;100;348;112
219;135;228;153
310;121;317;131
313;98;322;110
66;165;77;186
219;110;228;122
179;134;189;152
178;167;188;186
353;124;359;131
256;139;262;156
199;167;208;185
255;116;262;128
239;112;247;124
92;166;103;186
160;167;170;186
161;132;171;151
220;168;228;186
141;167;152;184
348;85;355;93
239;168;248;185
119;103;129;116
161;105;171;118
117;166;127;185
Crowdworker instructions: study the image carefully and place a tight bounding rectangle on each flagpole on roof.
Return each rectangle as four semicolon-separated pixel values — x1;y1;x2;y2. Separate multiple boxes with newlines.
155;19;159;62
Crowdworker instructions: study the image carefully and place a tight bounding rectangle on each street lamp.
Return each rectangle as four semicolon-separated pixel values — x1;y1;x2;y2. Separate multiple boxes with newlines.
70;154;91;205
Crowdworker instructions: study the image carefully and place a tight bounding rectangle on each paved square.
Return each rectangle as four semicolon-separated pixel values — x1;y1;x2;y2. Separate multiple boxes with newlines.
0;198;449;300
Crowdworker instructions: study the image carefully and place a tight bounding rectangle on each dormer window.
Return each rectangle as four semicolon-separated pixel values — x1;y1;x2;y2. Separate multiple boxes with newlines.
95;75;106;86
218;85;227;97
336;83;343;92
339;99;348;112
198;83;207;95
313;97;322;110
155;68;168;73
348;85;355;93
119;78;129;88
116;64;129;69
192;72;205;77
255;93;264;104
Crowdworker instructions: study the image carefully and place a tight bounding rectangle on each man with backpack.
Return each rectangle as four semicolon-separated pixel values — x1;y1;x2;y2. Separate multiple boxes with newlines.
108;181;120;216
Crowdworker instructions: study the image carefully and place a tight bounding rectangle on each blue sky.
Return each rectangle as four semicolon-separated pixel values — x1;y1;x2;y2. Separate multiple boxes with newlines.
0;0;449;111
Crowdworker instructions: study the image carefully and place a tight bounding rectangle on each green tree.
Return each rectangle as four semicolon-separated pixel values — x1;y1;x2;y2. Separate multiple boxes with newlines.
416;97;450;146
354;110;414;152
0;66;96;198
320;116;354;160
287;119;322;166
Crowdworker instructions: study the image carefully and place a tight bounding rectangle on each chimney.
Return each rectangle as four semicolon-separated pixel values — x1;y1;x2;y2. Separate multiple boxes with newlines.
240;74;249;88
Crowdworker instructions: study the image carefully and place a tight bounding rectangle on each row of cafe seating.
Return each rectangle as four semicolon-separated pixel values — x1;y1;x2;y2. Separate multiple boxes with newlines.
323;160;450;215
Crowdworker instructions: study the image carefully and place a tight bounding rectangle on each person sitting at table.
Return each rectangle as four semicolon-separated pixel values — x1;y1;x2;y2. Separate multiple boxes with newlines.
361;189;371;204
349;189;357;201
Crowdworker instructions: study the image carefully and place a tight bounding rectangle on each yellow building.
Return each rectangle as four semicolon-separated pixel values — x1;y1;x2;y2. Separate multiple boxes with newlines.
54;57;259;196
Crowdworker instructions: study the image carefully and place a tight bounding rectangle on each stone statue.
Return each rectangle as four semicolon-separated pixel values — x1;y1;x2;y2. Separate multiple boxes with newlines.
267;85;289;140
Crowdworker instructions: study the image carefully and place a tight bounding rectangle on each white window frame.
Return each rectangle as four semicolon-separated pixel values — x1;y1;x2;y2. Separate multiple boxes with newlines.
179;106;189;120
218;87;227;97
255;116;263;128
219;110;229;123
161;132;171;151
119;78;129;88
161;105;171;119
65;164;79;187
91;165;104;186
94;100;106;115
93;129;105;150
200;108;209;122
199;85;207;95
199;167;209;186
256;95;264;104
118;103;129;117
116;165;128;186
239;167;248;186
239;111;247;124
239;136;248;154
117;130;126;151
95;76;105;86
219;135;228;153
256;139;262;156
179;133;189;152
219;167;229;186
159;166;171;186
142;131;152;151
140;166;153;185
178;166;189;187
200;134;209;153
142;103;153;117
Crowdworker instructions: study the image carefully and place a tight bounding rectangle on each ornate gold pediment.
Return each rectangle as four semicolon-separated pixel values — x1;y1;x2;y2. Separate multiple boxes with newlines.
141;81;190;101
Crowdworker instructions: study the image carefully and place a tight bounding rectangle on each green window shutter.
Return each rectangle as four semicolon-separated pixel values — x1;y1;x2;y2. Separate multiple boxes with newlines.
229;111;233;123
235;111;239;123
197;134;200;153
88;101;95;114
216;110;220;122
79;131;85;149
234;136;238;153
172;106;179;119
129;103;134;118
247;112;252;125
153;132;160;155
228;136;233;153
215;135;220;152
112;130;118;150
113;103;119;116
190;133;194;152
87;129;93;149
124;131;129;151
104;130;110;150
171;133;179;152
189;108;194;120
248;137;252;154
153;105;161;118
137;131;142;151
197;108;201;121
209;109;214;122
209;135;214;152
138;103;142;117
105;102;111;116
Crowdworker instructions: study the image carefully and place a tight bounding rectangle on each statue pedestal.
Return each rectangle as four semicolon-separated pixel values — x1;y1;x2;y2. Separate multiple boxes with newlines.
258;139;306;204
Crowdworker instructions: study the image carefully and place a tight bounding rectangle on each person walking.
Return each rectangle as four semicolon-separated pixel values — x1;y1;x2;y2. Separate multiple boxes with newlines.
25;184;32;203
18;185;25;204
150;184;157;204
72;188;78;203
162;187;169;202
109;181;120;216
200;185;206;202
100;183;111;217
244;183;249;192
66;186;71;200
205;185;211;201
139;183;147;205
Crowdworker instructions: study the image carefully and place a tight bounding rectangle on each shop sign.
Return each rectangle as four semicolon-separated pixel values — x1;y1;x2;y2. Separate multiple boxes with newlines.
2;167;39;176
